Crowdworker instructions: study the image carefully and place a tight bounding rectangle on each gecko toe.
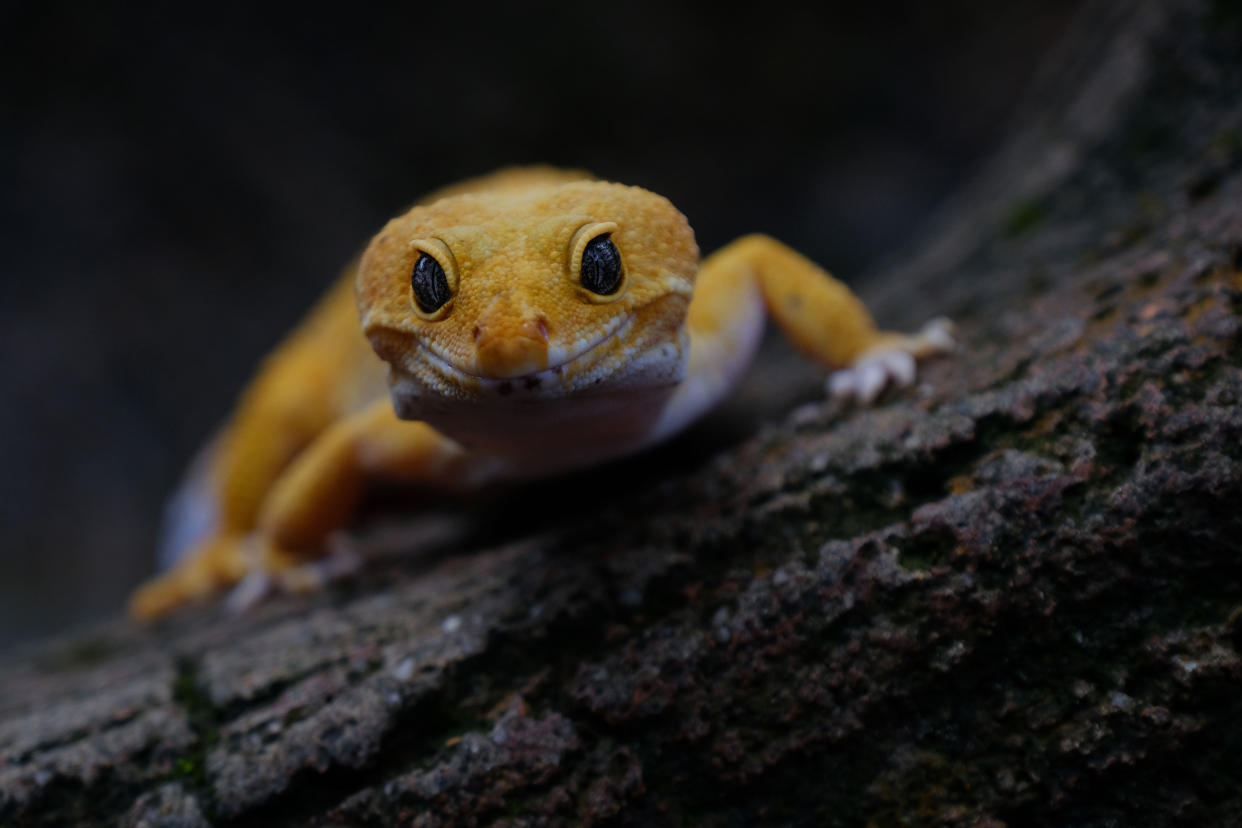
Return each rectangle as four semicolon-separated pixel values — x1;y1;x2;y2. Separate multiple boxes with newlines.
856;360;889;403
882;350;916;387
827;368;859;400
919;317;957;353
225;572;274;614
827;347;918;403
276;545;363;595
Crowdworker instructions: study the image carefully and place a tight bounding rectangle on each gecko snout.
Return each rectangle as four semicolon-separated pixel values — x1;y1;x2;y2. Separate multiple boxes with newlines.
473;316;550;379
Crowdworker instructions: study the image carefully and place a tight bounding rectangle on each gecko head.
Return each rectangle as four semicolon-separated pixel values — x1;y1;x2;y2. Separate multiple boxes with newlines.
355;179;698;450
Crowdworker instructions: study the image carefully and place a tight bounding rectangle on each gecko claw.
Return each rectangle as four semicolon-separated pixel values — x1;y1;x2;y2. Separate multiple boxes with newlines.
224;571;275;614
827;350;915;403
917;316;957;353
826;316;955;404
276;544;363;594
221;541;363;613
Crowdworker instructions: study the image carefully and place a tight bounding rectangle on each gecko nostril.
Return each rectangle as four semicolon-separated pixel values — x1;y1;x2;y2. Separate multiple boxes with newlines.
472;325;482;341
536;317;549;341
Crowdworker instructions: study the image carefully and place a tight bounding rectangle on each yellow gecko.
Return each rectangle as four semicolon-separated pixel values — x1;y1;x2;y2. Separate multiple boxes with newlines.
131;167;952;620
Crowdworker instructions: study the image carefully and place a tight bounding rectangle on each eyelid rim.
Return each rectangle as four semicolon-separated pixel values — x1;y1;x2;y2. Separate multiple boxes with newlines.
568;221;627;303
408;237;460;321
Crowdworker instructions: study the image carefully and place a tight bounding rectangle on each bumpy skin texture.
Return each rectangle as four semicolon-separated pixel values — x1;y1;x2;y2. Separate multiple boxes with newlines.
130;167;951;619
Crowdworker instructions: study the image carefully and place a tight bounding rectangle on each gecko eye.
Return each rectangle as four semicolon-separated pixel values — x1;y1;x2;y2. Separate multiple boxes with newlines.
411;253;452;314
579;235;624;296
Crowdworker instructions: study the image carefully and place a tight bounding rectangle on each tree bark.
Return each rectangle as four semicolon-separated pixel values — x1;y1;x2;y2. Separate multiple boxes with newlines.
4;1;1242;824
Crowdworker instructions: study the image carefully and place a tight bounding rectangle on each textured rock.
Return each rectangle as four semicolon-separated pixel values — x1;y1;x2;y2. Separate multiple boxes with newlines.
3;1;1242;825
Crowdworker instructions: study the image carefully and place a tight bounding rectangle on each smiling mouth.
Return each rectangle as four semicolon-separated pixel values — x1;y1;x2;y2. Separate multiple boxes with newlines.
415;314;636;391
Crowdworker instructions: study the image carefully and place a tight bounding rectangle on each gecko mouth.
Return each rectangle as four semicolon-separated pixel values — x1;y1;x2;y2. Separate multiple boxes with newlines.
414;313;637;393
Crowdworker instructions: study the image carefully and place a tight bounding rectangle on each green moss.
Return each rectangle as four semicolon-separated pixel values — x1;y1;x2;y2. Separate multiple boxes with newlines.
31;634;122;672
1210;125;1242;157
164;655;219;813
893;530;955;572
1003;199;1046;238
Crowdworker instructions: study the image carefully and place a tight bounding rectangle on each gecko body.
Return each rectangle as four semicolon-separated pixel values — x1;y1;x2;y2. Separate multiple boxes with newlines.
132;167;951;619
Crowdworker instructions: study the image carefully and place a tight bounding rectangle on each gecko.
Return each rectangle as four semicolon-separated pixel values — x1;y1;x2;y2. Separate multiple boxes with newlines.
130;166;953;620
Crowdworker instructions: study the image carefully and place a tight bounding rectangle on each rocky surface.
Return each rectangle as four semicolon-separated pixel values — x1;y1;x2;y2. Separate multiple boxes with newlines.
3;1;1242;825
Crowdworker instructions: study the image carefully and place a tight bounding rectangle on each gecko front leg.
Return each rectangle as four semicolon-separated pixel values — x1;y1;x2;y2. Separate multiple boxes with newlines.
689;233;952;405
646;233;953;445
130;401;470;619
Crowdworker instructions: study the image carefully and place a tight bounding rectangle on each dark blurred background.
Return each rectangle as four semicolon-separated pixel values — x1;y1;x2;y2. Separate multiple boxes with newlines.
0;1;1081;651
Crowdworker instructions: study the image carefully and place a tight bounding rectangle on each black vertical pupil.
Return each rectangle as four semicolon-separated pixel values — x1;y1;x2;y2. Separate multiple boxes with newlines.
580;235;623;295
411;253;451;313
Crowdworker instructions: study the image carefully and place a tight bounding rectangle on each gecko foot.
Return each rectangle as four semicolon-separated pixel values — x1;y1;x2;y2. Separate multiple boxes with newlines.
223;539;363;614
826;317;956;404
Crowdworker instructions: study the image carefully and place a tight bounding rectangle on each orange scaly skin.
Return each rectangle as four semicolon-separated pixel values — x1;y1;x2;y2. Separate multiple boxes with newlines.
131;167;953;620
